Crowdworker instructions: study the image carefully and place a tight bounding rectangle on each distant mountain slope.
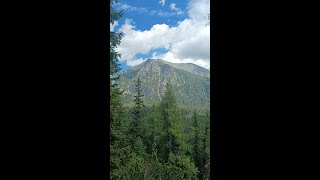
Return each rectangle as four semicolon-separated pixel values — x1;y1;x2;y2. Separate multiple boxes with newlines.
152;59;210;78
119;59;210;109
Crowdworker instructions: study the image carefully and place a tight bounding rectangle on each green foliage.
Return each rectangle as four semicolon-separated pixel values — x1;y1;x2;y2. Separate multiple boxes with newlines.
133;136;146;157
158;84;185;162
109;3;210;177
129;77;145;141
110;0;124;82
191;109;204;179
123;153;146;179
144;104;161;157
165;153;199;180
110;1;132;179
201;114;210;180
117;82;210;179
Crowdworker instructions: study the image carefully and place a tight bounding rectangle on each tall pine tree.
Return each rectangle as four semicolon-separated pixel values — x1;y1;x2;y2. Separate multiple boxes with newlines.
159;83;183;162
202;111;210;180
130;77;145;142
110;1;131;179
146;104;159;158
191;109;203;178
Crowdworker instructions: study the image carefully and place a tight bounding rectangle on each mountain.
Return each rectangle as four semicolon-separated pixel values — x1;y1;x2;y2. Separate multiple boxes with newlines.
151;60;210;78
119;59;210;110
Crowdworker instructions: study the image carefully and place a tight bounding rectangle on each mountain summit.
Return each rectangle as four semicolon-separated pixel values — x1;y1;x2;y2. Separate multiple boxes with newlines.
119;59;210;109
141;59;210;78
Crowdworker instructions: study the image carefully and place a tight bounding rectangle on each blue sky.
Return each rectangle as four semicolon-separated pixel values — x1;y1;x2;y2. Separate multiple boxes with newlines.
111;0;210;71
114;0;188;31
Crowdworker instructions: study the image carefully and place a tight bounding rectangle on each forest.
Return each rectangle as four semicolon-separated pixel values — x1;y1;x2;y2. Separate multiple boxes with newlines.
110;1;210;179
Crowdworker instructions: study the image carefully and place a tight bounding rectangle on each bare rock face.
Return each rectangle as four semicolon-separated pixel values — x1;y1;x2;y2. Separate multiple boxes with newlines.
120;59;210;108
143;84;155;96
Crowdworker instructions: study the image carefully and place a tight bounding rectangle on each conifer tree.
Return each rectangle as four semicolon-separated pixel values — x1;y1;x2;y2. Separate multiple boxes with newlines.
147;104;159;158
157;86;199;179
202;112;210;180
192;109;203;178
109;1;130;179
130;77;145;142
159;83;184;162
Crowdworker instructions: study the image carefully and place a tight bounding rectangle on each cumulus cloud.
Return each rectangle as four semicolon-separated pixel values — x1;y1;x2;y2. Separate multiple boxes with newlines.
159;0;166;6
170;26;210;60
187;0;210;23
116;19;172;60
116;0;210;69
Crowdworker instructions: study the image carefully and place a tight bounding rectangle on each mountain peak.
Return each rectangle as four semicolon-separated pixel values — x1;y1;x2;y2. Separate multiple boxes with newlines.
137;59;210;78
144;59;165;63
120;59;210;109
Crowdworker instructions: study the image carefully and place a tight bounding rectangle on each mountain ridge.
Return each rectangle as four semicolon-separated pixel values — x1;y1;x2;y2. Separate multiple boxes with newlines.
119;59;210;110
139;59;210;78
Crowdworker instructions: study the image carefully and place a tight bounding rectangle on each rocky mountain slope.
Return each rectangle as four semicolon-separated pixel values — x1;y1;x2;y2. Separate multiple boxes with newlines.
119;59;210;109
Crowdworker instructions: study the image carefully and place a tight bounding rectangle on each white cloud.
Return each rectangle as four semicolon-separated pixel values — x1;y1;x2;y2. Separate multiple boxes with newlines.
116;19;171;61
118;2;182;18
170;3;177;10
157;11;177;17
159;0;166;6
126;58;145;66
115;2;147;13
152;52;210;70
170;26;210;60
149;9;183;17
188;0;210;23
110;21;118;32
116;0;210;69
170;3;184;15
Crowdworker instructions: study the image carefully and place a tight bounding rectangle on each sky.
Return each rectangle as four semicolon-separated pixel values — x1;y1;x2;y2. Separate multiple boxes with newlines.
111;0;210;71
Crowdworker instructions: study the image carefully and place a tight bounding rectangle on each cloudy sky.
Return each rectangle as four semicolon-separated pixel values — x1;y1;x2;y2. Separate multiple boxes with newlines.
111;0;210;71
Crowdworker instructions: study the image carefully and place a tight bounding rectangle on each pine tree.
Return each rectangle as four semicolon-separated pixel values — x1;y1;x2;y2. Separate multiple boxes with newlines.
158;83;184;162
130;77;145;142
202;111;210;180
110;1;123;84
109;1;131;179
125;77;147;179
147;104;159;158
191;109;203;178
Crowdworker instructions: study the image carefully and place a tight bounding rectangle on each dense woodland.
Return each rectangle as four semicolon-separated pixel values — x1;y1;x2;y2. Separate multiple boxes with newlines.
110;1;210;179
